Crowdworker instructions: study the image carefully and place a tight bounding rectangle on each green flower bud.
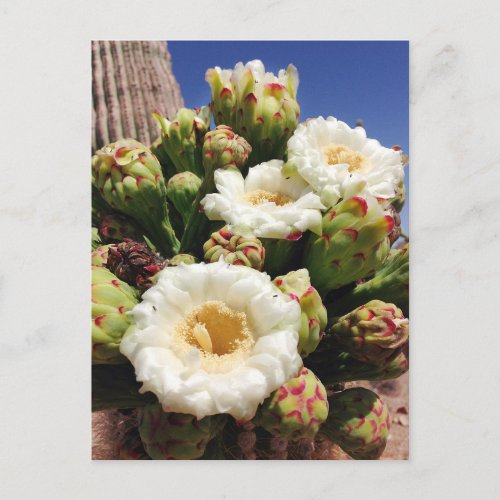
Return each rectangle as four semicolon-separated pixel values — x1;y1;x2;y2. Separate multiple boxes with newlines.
150;135;176;181
91;244;115;267
328;245;409;317
203;226;265;271
257;368;328;440
202;125;252;173
91;265;139;364
273;269;326;357
169;253;199;266
138;403;225;460
330;300;409;364
321;388;390;460
304;196;393;297
166;172;202;225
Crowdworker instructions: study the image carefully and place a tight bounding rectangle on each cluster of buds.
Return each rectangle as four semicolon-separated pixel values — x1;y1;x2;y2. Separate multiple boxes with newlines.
180;126;252;255
206;60;300;165
91;56;410;461
92;139;179;257
153;106;210;178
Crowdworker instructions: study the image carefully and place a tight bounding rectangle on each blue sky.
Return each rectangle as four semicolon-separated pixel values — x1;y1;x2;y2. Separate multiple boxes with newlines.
168;41;409;234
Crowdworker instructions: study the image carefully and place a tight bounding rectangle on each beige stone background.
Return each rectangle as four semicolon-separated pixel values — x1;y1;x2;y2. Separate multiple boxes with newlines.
7;0;500;496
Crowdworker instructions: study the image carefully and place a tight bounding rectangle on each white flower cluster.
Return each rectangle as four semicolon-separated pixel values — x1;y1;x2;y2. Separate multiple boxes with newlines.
118;62;405;426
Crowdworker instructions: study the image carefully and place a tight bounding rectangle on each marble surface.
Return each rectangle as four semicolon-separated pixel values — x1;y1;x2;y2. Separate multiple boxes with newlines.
1;0;500;498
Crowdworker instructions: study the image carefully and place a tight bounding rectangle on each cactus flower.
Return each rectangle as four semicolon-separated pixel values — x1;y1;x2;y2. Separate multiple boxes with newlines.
201;160;324;240
120;260;303;421
285;116;405;209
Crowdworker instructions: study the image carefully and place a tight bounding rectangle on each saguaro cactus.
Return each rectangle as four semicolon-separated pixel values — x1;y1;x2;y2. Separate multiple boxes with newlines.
92;41;184;152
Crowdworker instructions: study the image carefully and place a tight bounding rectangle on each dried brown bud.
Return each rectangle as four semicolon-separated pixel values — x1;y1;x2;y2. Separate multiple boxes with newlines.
106;241;167;292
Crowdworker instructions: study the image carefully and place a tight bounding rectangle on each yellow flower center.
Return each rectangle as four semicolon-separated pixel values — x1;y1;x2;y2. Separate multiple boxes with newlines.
322;144;371;173
244;189;293;206
174;301;254;372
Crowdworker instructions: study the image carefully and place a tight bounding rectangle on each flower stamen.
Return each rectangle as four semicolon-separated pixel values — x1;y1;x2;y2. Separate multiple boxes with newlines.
244;189;293;206
193;322;213;353
176;301;254;357
322;144;371;174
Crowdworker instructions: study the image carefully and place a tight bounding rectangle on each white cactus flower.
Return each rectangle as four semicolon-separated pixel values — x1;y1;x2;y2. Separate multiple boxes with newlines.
231;59;299;99
286;116;405;208
200;160;325;240
120;260;303;421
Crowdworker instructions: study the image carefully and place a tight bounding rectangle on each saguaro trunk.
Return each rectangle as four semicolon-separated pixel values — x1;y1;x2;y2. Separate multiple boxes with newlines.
91;41;184;152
